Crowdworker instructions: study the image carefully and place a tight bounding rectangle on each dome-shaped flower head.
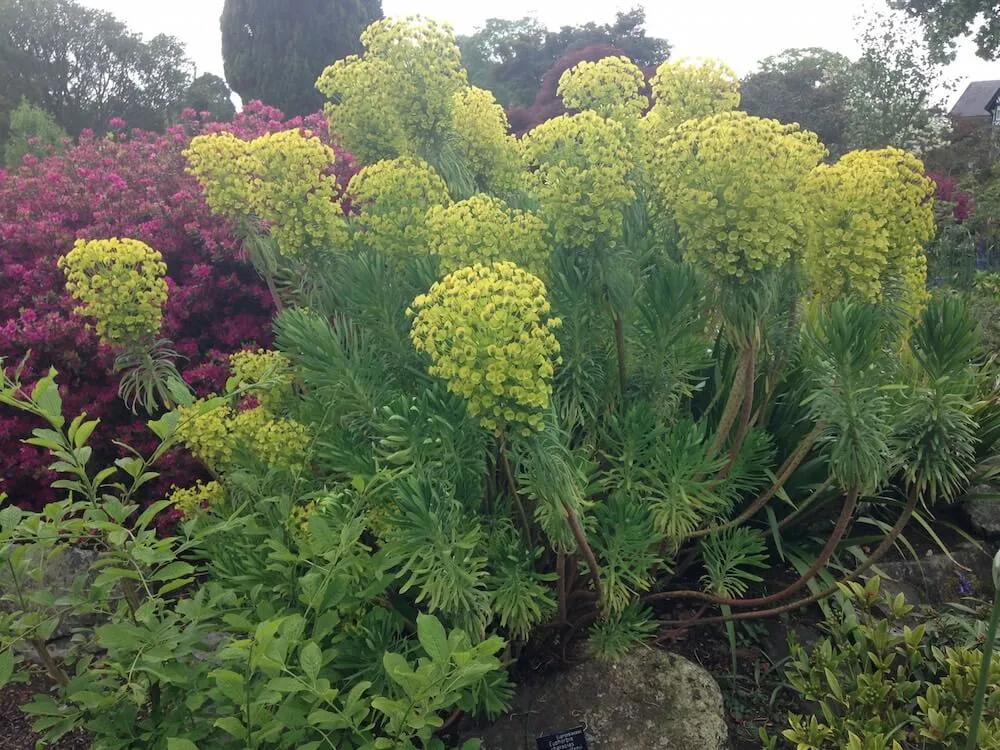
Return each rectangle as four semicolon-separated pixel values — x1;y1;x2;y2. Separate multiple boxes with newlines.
183;131;253;220
521;110;636;253
185;129;348;257
557;55;649;122
316;16;467;163
58;237;169;345
425;195;550;277
347;156;451;263
246;130;349;256
646;57;741;132
408;261;562;435
649;111;826;282
450;86;524;196
805;147;934;311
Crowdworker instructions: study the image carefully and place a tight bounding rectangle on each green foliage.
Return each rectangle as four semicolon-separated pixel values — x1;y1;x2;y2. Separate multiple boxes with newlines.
3;16;997;747
182;73;235;122
0;365;506;748
845;5;948;152
2;97;66;166
0;0;192;135
891;0;1000;61
740;48;853;157
763;577;1000;749
221;0;383;116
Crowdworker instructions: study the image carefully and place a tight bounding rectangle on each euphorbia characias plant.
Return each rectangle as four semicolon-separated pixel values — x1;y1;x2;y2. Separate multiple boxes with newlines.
177;15;986;651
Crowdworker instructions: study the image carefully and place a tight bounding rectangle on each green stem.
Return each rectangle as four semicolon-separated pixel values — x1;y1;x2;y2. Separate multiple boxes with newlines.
718;345;757;479
500;440;533;550
614;311;627;396
968;572;1000;750
705;347;751;465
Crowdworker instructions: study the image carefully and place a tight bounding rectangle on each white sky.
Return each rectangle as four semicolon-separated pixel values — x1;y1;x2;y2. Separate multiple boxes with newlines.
81;0;999;108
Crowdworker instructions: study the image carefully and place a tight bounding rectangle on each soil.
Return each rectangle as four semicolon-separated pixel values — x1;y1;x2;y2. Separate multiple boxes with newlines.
0;667;90;750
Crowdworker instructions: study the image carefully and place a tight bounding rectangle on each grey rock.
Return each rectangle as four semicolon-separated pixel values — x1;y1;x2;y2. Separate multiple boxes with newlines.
476;648;728;750
867;543;994;607
964;493;1000;539
0;546;100;662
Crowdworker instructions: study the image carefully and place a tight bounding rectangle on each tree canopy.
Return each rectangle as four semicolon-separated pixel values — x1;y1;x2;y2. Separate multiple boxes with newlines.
458;7;669;109
739;48;853;155
0;0;192;135
891;0;1000;61
221;0;383;116
184;73;236;122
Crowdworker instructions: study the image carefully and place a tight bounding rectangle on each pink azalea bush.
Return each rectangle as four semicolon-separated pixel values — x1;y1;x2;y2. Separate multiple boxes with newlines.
0;102;356;511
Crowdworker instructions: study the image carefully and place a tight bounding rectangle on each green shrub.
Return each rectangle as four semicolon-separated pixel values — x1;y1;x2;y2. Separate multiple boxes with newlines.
3;98;67;167
761;577;1000;749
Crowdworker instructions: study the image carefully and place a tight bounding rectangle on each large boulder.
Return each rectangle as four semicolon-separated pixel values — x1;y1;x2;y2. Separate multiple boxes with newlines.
477;648;728;749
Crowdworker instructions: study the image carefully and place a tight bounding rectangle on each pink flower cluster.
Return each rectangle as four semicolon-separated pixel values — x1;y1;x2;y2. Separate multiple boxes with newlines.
927;171;975;223
0;102;356;511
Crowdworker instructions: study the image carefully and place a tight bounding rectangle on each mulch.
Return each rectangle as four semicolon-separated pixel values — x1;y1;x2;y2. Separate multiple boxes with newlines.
0;667;90;750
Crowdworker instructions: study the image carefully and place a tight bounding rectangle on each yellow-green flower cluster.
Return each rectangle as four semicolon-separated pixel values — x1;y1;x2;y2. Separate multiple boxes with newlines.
58;237;168;344
520;111;636;252
347;156;451;262
290;499;317;537
174;398;237;470
804;148;934;309
231;407;313;473
646;58;741;133
181;132;251;220
247;130;349;257
557;55;648;121
650;111;826;281
185;129;348;257
173;399;312;473
170;480;224;518
408;262;562;435
316;16;467;162
450;87;524;195
425;195;550;277
229;348;293;411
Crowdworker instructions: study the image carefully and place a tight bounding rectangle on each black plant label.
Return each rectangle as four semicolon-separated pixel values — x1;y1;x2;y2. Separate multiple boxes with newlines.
536;725;588;750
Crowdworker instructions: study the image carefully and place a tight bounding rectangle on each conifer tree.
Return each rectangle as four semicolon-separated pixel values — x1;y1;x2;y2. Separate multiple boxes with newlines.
221;0;383;116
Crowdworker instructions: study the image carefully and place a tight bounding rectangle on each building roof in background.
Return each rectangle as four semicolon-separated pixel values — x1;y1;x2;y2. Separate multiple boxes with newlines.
950;80;1000;118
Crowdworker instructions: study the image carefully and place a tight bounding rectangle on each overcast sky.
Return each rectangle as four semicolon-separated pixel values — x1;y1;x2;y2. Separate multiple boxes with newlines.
81;0;998;108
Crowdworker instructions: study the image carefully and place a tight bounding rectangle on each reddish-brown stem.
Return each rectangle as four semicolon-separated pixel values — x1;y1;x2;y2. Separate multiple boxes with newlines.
564;503;603;600
556;553;568;623
690;422;825;540
645;489;859;608
718;346;757;479
777;478;835;532
614;311;627;396
653;488;921;629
